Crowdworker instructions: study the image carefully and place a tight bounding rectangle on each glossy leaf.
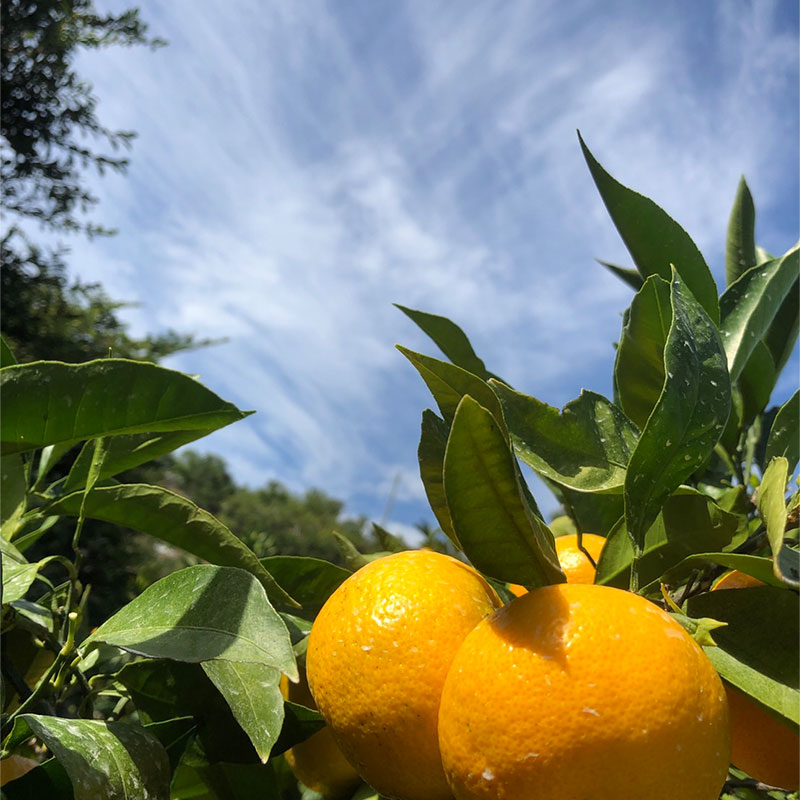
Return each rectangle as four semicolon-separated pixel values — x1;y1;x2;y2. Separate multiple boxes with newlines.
725;176;757;285
687;587;799;726
258;556;351;617
46;484;296;608
418;409;458;546
492;382;639;492
0;359;252;456
763;275;799;376
34;442;73;488
596;489;738;589
579;132;719;323
645;553;785;592
1;454;26;526
443;395;564;588
597;260;644;291
397;346;503;426
10;714;170;800
201;660;283;763
395;304;493;380
82;565;298;680
757;457;798;588
719;246;799;383
1;537;39;604
63;429;231;493
624;270;731;548
765;390;799;473
614;275;671;429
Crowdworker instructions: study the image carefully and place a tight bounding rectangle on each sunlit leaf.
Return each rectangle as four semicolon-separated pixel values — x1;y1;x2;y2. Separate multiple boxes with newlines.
765;390;799;473
725;176;757;285
758;457;798;588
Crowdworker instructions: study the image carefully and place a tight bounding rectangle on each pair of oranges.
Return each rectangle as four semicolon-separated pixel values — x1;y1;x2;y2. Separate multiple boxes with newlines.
287;537;796;799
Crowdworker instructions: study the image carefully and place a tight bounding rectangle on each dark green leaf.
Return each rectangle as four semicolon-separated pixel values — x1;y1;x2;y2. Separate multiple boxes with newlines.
579;132;719;323
394;304;493;380
201;660;283;763
597;260;644;291
0;757;73;799
1;335;17;368
258;556;351;618
645;553;785;592
46;484;297;608
1;455;27;526
737;341;776;424
372;522;406;553
725;176;757;285
614;275;671;429
443;395;564;588
719;246;799;383
687;587;798;726
560;488;623;538
492;382;638;492
82;565;297;680
624;269;731;548
396;346;503;427
0;359;252;456
596;489;738;589
765;390;799;473
34;442;73;488
11;714;170;800
763;276;799;377
418;409;458;547
142;717;197;774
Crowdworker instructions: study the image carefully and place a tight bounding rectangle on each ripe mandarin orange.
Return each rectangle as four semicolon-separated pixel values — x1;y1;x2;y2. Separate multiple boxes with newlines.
280;670;361;799
438;583;730;800
509;532;606;596
712;569;799;789
306;550;501;800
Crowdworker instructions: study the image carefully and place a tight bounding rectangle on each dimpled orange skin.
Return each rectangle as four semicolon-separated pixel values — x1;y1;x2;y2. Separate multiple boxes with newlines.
306;550;501;800
280;673;361;799
438;583;730;800
510;533;606;596
713;570;800;788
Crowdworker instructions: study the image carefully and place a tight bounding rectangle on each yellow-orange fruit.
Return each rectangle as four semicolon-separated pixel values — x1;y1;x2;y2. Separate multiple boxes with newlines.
280;672;360;799
712;570;799;788
306;550;501;800
510;532;606;596
438;583;730;800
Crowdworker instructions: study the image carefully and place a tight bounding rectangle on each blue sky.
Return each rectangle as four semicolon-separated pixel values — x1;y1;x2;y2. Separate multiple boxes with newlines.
64;0;798;540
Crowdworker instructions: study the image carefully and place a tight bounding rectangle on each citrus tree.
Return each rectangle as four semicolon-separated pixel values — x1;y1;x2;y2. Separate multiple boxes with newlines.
1;137;797;799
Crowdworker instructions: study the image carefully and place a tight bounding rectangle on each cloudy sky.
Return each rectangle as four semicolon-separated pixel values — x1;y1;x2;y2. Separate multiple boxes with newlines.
64;0;798;538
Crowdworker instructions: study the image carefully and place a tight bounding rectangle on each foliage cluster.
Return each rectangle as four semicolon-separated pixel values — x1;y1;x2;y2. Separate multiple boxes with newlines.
0;137;797;799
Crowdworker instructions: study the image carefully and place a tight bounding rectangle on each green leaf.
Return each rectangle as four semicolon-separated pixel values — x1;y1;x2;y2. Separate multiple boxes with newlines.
34;442;74;488
1;537;45;606
757;457;797;588
142;717;197;774
719;246;799;383
0;757;73;799
372;522;406;553
396;346;503;426
687;587;799;726
763;276;799;377
765;390;799;473
596;489;738;589
46;484;297;608
579;132;719;323
443;395;564;588
394;304;494;380
1;455;27;527
258;556;351;618
559;488;624;537
492;383;639;493
0;359;252;456
62;429;231;493
737;340;776;424
272;700;325;756
201;660;283;763
9;714;170;800
417;409;459;547
614;275;671;429
646;553;785;592
624;269;731;548
1;335;17;368
725;176;757;285
596;260;644;291
82;565;298;680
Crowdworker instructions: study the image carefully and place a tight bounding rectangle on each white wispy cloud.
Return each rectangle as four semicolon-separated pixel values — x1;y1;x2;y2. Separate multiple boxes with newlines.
63;0;797;522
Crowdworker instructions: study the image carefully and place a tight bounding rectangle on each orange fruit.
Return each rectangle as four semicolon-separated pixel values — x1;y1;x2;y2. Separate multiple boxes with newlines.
0;755;38;786
306;550;501;800
438;583;730;799
712;570;799;788
509;532;606;595
280;671;360;799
